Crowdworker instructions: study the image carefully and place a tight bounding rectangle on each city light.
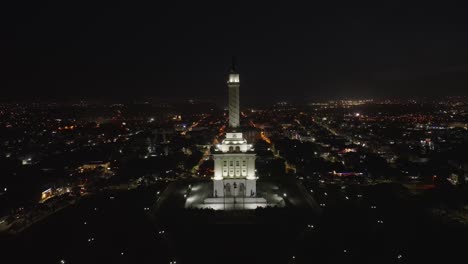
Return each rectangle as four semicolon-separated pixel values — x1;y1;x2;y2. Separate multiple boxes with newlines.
0;37;465;264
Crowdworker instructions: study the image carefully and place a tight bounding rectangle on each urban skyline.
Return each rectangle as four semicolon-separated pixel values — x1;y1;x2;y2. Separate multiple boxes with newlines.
1;66;467;263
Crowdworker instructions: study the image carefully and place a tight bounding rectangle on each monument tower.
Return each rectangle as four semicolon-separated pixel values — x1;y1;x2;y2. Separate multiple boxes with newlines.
208;60;264;208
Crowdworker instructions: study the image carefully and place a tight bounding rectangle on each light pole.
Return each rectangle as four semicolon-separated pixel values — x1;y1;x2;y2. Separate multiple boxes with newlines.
243;179;246;209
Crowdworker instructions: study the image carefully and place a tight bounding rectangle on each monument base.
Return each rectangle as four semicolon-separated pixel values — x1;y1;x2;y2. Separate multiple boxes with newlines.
183;181;285;210
200;196;268;210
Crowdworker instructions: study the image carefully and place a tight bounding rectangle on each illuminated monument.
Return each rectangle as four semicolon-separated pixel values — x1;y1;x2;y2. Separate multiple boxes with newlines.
203;62;267;209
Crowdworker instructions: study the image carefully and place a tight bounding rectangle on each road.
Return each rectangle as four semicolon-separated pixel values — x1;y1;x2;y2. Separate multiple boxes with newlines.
191;124;224;174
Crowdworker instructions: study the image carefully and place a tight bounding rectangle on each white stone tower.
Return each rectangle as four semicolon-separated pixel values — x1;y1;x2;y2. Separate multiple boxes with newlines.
228;62;240;129
212;61;258;199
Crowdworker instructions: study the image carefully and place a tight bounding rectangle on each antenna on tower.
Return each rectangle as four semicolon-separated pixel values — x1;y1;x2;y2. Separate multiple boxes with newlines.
231;56;236;72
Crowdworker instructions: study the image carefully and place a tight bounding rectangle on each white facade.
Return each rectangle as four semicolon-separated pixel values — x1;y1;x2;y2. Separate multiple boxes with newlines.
215;132;253;155
213;132;257;197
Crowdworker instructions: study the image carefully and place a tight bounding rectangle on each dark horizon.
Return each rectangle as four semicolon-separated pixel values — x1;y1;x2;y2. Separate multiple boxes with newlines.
1;93;466;106
3;2;468;100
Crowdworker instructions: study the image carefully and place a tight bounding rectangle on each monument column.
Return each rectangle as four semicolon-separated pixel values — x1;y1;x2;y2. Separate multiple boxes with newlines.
227;60;240;129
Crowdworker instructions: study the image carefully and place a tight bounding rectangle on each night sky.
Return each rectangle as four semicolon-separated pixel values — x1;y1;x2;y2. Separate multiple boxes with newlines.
3;1;468;102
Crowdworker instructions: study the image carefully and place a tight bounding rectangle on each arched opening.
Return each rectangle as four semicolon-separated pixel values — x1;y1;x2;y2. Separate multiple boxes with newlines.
224;183;231;197
235;146;240;152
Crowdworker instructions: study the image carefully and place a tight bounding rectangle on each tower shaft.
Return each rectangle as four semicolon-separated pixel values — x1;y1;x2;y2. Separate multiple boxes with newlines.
228;82;240;128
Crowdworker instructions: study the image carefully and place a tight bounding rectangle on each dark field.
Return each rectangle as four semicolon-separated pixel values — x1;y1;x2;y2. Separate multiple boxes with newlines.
1;184;467;264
